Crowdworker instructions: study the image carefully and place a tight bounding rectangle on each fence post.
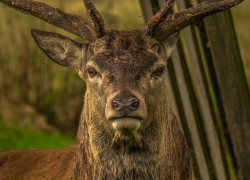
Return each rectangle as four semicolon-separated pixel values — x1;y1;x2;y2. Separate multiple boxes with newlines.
202;9;250;180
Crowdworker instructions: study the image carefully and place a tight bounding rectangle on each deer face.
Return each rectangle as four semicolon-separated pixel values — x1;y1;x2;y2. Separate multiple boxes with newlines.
31;29;178;142
86;31;163;132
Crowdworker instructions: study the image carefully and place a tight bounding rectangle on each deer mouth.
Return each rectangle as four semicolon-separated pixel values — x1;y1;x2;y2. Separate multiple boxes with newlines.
110;117;142;133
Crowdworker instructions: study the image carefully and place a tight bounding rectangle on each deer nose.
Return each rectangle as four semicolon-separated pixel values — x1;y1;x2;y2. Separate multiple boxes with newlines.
112;98;139;112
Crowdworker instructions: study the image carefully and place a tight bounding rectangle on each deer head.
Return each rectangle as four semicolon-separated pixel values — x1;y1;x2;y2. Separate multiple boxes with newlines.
0;0;243;179
27;0;181;148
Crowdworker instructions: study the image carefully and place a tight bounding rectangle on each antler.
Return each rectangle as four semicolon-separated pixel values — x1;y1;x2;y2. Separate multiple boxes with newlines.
144;0;244;41
0;0;105;42
143;0;174;37
83;0;105;38
0;0;243;42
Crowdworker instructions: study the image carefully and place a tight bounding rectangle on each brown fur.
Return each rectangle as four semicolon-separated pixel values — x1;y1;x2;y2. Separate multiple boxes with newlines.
0;145;75;180
0;29;191;179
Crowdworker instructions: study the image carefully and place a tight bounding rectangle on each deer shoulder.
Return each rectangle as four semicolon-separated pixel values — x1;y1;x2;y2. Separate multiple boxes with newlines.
0;145;75;180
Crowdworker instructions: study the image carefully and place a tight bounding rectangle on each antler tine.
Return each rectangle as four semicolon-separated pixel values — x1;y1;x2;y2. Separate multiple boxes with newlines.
83;0;105;38
147;0;244;41
143;0;175;37
0;0;96;42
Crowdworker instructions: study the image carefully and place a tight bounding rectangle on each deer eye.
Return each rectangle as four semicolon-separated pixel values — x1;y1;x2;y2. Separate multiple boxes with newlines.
152;66;165;78
87;68;98;77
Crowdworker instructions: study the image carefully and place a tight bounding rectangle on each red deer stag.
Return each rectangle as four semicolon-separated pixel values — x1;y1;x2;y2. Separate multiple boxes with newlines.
0;0;243;179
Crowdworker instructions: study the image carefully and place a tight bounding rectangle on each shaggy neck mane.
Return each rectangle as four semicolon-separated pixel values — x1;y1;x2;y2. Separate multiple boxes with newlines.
74;91;191;179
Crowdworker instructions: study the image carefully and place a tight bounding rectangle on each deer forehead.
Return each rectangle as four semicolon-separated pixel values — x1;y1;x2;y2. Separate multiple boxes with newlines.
88;50;161;74
87;30;163;75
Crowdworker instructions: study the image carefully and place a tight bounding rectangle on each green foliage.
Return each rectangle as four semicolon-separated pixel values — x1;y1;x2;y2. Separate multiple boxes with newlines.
0;122;74;153
232;1;250;87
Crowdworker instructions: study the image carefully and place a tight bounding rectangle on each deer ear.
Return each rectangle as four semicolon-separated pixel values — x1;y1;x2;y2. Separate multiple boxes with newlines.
160;32;179;58
31;29;83;69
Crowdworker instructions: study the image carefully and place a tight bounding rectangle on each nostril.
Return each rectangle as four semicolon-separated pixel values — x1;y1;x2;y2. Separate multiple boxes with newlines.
131;99;139;110
112;101;120;111
112;98;139;112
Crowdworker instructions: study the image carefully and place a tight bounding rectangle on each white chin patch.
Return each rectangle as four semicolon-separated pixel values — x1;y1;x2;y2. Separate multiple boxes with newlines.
112;118;141;133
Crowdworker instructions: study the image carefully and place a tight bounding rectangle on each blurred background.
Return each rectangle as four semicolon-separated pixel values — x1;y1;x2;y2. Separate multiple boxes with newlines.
0;0;249;152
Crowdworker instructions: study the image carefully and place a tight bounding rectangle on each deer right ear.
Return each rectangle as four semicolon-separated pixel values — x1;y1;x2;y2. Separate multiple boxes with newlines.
31;29;84;69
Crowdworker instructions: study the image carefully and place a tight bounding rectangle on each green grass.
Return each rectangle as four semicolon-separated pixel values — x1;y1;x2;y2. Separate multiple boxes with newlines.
0;122;75;153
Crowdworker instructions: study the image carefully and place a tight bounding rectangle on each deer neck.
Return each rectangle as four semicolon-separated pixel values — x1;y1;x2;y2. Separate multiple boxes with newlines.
74;91;184;179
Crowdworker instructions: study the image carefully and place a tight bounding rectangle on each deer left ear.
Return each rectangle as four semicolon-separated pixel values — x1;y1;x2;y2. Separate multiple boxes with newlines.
160;32;179;59
31;29;83;69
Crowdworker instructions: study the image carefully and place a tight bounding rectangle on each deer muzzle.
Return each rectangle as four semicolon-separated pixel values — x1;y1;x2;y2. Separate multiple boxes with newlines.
105;91;147;133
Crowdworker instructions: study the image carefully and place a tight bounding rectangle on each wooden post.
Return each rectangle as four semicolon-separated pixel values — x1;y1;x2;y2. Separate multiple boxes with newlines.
202;9;250;180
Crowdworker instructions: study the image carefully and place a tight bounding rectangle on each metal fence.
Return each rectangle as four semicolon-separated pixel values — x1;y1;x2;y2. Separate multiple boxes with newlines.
139;0;250;179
